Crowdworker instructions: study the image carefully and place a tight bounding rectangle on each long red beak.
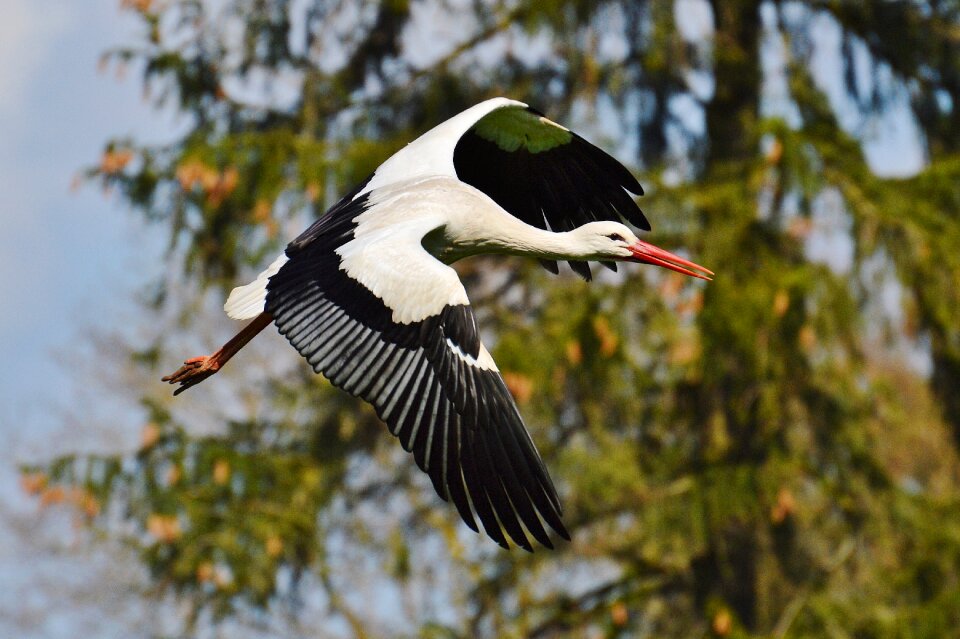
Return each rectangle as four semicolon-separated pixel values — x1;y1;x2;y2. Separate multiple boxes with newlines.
629;240;713;281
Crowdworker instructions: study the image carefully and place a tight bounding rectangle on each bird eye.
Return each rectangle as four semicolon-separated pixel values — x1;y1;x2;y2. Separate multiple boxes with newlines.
606;233;626;242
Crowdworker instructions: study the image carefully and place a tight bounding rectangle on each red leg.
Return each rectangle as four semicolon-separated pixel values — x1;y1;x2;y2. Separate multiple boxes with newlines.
162;312;273;396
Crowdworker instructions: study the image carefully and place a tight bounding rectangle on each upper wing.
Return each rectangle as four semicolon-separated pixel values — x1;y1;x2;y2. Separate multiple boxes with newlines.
453;105;649;279
265;193;568;550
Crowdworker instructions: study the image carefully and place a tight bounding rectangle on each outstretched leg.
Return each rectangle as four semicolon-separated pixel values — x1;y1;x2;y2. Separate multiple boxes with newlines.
162;312;273;396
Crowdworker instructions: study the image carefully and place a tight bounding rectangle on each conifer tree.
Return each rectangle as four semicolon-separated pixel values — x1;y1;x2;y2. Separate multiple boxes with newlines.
29;1;960;636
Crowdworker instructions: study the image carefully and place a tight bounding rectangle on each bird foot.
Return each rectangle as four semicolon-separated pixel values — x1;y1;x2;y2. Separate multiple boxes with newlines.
162;355;221;396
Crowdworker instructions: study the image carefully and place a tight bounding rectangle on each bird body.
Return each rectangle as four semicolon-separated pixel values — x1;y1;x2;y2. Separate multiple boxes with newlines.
165;98;712;551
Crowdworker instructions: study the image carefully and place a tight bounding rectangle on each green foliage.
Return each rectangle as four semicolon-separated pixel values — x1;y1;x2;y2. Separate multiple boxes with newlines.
26;0;960;636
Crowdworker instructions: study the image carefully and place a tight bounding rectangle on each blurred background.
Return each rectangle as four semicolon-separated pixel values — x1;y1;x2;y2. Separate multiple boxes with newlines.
4;0;960;637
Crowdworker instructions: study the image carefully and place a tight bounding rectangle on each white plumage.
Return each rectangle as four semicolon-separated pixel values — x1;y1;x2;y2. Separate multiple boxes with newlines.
165;98;712;551
335;178;473;324
360;97;524;194
224;254;289;320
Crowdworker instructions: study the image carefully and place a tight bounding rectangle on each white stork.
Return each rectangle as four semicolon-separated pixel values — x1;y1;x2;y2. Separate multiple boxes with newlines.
163;97;712;551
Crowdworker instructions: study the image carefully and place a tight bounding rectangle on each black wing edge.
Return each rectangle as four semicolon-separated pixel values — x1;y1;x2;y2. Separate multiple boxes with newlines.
286;173;373;253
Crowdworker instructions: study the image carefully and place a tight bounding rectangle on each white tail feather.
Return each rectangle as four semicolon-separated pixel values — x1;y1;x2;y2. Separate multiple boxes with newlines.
224;254;289;320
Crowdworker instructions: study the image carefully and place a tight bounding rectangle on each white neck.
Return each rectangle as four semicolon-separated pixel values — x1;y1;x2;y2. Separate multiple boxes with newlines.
439;200;598;262
467;220;583;260
364;176;612;263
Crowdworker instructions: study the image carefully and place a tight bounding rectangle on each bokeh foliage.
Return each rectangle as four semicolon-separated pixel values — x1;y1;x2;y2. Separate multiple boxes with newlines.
24;0;960;636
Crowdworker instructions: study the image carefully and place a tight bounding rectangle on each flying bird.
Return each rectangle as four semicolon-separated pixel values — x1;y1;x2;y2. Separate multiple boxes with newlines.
163;97;712;551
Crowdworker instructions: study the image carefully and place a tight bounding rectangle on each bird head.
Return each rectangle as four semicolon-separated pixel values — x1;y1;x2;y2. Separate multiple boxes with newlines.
575;221;713;280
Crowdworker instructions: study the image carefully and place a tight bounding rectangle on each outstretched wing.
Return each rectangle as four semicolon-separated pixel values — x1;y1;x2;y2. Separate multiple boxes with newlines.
265;192;568;551
453;105;648;279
